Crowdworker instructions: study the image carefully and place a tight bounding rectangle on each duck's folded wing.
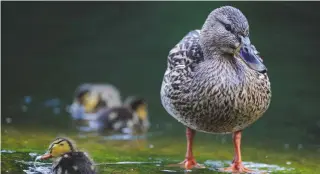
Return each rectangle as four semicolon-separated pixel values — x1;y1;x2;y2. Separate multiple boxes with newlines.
167;30;204;72
163;30;204;91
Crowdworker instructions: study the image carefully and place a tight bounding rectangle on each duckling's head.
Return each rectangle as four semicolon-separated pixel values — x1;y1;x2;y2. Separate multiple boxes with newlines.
200;6;266;73
124;96;148;121
39;137;76;160
74;84;102;113
75;84;90;104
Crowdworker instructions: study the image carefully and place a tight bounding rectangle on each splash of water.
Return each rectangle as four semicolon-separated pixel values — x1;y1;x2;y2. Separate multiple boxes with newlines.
16;155;52;174
1;149;16;153
161;169;177;173
34;155;42;167
23;166;51;174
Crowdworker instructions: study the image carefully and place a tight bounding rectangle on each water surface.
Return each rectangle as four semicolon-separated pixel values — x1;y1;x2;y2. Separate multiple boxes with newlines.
2;125;320;174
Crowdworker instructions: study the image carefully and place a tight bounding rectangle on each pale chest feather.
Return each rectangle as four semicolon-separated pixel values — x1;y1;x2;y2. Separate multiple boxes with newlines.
186;59;271;117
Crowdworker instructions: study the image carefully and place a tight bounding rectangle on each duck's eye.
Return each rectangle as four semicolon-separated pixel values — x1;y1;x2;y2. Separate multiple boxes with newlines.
225;24;232;32
59;143;64;146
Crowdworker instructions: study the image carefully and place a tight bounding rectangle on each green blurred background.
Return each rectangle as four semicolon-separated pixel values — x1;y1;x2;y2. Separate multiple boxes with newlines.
2;1;320;144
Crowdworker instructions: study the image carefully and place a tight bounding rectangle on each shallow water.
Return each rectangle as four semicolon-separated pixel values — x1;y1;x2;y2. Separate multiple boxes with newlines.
2;125;320;174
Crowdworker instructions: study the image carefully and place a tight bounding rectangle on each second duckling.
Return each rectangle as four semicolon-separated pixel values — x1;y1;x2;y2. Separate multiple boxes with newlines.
96;97;150;135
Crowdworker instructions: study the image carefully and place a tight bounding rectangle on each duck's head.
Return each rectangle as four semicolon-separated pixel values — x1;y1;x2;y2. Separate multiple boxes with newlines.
74;84;103;113
39;137;76;160
200;6;267;73
124;96;148;121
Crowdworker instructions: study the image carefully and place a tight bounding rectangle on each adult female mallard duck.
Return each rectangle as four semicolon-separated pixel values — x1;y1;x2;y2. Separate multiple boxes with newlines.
38;137;96;174
96;97;150;135
160;6;271;172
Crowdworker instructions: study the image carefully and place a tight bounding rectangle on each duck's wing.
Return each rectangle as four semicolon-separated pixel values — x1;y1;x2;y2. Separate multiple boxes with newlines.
167;30;204;71
163;30;204;90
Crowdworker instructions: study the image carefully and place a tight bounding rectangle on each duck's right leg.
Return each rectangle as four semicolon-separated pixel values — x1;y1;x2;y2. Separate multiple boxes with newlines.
169;127;205;169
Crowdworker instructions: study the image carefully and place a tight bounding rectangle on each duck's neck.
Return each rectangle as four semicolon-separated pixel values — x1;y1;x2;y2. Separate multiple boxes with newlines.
202;45;221;60
199;52;246;85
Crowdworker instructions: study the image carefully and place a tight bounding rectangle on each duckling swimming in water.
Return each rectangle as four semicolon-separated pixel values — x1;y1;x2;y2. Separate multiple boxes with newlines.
38;137;96;174
70;83;122;114
96;97;150;135
69;83;122;131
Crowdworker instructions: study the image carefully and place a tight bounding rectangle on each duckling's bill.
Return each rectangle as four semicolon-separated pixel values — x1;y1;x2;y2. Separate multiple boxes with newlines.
234;36;267;73
39;152;52;160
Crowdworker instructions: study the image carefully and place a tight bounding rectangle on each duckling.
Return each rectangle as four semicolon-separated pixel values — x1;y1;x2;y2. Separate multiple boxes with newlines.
70;83;122;114
96;97;150;135
38;137;96;174
69;83;122;131
160;6;271;172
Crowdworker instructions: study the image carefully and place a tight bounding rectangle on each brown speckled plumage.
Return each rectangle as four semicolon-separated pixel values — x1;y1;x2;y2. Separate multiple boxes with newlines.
160;7;271;134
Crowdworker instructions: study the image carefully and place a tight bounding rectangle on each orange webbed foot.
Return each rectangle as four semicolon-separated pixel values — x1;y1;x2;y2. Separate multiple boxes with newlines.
168;158;205;169
219;162;255;173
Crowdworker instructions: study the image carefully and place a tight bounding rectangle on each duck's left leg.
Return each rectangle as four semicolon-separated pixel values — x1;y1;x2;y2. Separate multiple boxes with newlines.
220;131;254;173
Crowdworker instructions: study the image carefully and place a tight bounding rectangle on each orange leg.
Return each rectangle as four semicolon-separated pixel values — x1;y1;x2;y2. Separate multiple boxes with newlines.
168;127;205;169
220;131;254;173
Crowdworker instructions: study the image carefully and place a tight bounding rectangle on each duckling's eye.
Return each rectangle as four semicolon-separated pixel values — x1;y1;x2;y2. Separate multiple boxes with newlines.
59;143;64;146
225;24;232;32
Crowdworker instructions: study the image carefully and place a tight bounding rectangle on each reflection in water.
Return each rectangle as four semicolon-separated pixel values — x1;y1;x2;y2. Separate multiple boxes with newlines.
204;160;294;174
160;169;193;173
95;161;162;165
102;133;146;141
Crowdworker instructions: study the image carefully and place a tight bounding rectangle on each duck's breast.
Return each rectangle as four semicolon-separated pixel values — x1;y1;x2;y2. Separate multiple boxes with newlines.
161;60;271;133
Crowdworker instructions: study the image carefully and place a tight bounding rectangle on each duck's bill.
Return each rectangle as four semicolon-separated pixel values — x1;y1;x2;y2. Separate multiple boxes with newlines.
236;36;267;73
39;153;52;160
238;45;267;73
